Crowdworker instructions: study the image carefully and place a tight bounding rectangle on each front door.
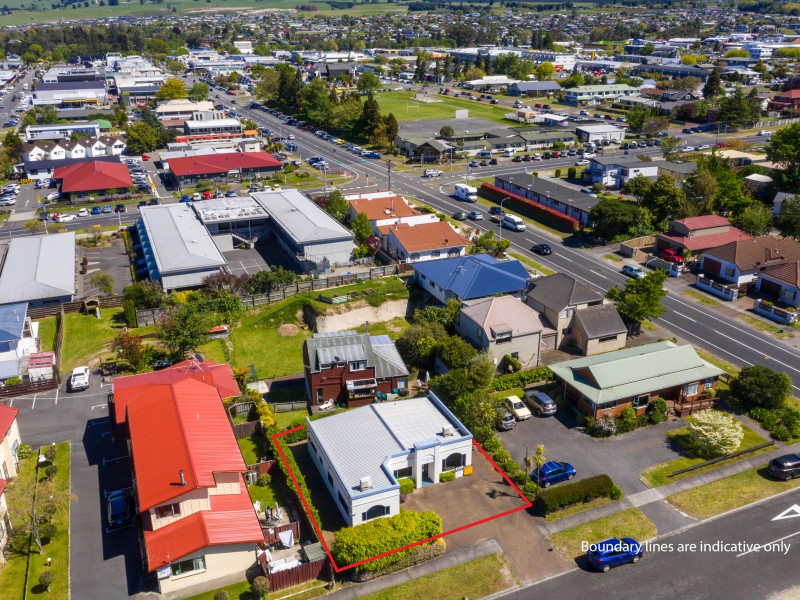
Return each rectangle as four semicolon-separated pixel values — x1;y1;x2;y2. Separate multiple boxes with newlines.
422;463;431;483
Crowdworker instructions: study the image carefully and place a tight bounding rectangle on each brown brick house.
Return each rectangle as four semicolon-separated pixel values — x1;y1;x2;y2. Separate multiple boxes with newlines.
303;331;409;410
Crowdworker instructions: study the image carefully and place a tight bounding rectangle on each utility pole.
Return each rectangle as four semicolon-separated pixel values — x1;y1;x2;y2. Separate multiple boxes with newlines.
387;160;392;192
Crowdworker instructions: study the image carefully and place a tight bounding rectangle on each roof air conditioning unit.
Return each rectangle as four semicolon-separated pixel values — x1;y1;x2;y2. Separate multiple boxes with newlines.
442;425;454;437
359;476;373;491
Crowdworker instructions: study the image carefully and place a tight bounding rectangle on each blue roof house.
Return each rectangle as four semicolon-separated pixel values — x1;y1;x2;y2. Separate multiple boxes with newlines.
412;254;531;303
0;302;39;380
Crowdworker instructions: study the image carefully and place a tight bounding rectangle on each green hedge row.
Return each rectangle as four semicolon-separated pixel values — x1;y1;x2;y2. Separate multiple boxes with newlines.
536;474;622;514
267;431;322;534
490;367;552;392
750;406;800;442
332;510;443;573
439;471;455;483
281;408;347;443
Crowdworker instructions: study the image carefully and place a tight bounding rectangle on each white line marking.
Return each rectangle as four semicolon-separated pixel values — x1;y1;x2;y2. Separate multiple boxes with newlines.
774;505;800;521
54;388;58;405
676;314;697;323
91;404;108;410
736;529;800;557
31;394;36;410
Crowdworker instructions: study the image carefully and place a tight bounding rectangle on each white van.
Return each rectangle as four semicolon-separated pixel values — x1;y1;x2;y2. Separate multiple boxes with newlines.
475;150;493;159
502;214;526;232
503;148;517;158
454;183;478;202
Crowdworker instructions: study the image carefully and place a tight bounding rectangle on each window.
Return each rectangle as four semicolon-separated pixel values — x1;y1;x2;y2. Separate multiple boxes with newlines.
431;250;440;258
362;505;389;522
632;394;650;408
704;378;715;390
598;335;618;343
315;388;324;403
684;383;699;397
155;503;181;519
442;453;466;472
309;441;317;456
410;253;420;261
171;556;205;577
350;361;365;371
337;491;348;512
327;473;333;486
724;266;735;277
598;399;619;410
495;332;512;344
393;466;412;479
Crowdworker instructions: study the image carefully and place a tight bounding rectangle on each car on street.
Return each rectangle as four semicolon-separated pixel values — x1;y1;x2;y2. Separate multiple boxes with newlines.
138;200;148;209
575;159;590;166
622;264;646;278
424;169;444;178
114;204;126;213
535;460;576;487
489;158;498;165
467;210;483;221
660;248;684;263
758;130;771;136
489;206;506;222
192;193;202;201
77;208;89;217
45;191;61;201
469;160;479;167
532;243;552;255
768;453;800;481
496;408;516;431
697;144;711;150
452;210;468;221
504;395;532;421
523;390;557;417
107;490;132;528
512;156;523;163
226;189;237;197
582;153;596;159
69;366;90;392
586;538;643;572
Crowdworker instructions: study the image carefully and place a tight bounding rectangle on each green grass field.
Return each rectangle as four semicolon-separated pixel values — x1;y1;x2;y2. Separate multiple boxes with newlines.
60;309;128;372
375;91;514;124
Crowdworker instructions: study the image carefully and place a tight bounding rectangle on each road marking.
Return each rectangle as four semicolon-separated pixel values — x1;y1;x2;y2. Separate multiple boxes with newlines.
91;404;108;410
677;314;697;323
31;394;36;410
773;505;800;521
736;529;800;557
54;388;58;405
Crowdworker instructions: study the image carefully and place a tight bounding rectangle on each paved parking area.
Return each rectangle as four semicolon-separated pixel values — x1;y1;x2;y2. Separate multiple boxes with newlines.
83;237;133;295
224;248;271;277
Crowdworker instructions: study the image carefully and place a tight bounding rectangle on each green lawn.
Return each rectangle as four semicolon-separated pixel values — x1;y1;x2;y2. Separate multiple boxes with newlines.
246;475;290;513
667;464;800;519
60;309;128;372
640;415;771;487
509;252;556;276
545;496;614;522
275;409;309;429
353;317;411;340
182;579;330;600
682;289;722;307
197;338;229;364
36;317;57;353
374;91;515;125
738;314;795;339
0;456;38;597
548;509;657;560
360;553;516;600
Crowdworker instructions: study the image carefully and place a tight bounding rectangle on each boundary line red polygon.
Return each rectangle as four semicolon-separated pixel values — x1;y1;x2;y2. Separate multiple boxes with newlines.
272;426;532;573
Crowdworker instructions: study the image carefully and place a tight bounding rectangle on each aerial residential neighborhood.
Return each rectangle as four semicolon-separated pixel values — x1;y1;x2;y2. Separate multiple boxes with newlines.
1;3;800;600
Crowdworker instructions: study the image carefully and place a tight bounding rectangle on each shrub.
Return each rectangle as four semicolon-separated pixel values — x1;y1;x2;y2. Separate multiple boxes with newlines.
331;510;442;573
123;299;137;328
502;354;522;374
39;503;57;523
267;433;322;534
536;474;620;514
589;415;616;437
567;166;577;179
646;398;668;425
731;365;792;410
399;478;415;495
214;591;230;600
280;408;346;443
493;448;512;465
490;367;552;392
39;571;54;590
616;407;638;433
17;444;32;460
5;376;21;385
481;436;502;454
256;473;272;487
750;406;800;441
511;471;528;487
38;523;57;542
45;464;58;478
44;446;57;461
252;575;270;598
439;470;456;482
688;410;744;457
501;459;520;476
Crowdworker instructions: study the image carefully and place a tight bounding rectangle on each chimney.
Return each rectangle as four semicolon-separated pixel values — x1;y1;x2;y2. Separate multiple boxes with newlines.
179;470;186;486
365;321;370;334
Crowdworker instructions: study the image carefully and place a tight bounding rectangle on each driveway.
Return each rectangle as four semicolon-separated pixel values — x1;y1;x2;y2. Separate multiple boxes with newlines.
82;237;133;295
498;394;686;495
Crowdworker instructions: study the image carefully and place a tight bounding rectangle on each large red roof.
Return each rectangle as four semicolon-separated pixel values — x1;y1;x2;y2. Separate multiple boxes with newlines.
0;405;19;441
657;227;752;252
143;475;263;571
673;215;731;230
168;152;282;177
53;160;133;193
127;376;247;511
112;361;239;426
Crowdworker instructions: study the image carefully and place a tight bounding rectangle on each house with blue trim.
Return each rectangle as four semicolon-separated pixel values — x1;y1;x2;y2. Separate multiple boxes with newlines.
306;394;473;526
411;254;531;304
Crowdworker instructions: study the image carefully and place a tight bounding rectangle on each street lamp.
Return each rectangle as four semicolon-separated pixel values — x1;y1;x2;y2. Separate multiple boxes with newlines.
498;196;510;241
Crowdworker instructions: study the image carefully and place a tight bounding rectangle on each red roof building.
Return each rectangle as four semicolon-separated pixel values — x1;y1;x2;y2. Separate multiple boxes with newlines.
656;215;751;255
168;152;281;189
768;89;800;111
113;363;263;594
53;160;133;194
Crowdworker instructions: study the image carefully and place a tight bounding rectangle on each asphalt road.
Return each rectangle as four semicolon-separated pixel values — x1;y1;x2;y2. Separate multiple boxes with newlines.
503;490;800;600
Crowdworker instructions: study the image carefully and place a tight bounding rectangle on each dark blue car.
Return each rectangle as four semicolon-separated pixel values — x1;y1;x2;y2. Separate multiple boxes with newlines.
535;460;575;487
586;537;643;572
90;205;102;215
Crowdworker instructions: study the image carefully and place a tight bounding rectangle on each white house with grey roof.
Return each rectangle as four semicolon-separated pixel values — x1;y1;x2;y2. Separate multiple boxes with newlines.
306;394;473;526
136;204;227;291
0;232;76;306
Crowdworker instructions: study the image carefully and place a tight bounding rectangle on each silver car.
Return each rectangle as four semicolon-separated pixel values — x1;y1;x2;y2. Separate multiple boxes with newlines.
524;390;557;417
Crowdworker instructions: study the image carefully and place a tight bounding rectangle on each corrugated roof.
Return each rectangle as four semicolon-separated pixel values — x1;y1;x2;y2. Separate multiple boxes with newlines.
0;232;76;305
672;215;731;230
317;343;366;365
460;296;549;339
370;335;408;376
168;152;281;177
305;332;408;380
495;173;599;213
573;303;627;339
526;273;604;312
0;302;28;343
252;189;354;244
387;221;472;252
0;405;19;441
54;160;132;193
549;341;723;404
412;254;529;300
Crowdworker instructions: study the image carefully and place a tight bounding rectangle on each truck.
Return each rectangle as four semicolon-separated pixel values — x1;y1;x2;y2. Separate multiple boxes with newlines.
454;183;478;203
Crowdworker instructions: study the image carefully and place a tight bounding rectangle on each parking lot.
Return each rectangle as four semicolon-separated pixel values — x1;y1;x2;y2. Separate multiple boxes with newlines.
224;247;271;277
82;237;134;295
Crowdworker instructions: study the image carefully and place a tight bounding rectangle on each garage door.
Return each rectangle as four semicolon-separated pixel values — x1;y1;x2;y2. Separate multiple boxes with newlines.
541;333;556;351
760;278;782;299
703;257;722;276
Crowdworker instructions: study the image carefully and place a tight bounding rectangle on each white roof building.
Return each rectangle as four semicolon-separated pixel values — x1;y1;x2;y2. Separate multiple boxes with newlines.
0;232;76;306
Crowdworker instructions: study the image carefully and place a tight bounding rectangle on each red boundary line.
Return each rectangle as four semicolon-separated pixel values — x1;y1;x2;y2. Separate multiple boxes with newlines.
272;426;532;573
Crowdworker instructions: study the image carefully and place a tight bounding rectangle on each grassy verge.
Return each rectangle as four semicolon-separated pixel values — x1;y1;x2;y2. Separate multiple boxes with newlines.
544;496;614;522
509;252;555;276
738;314;795;339
640;320;659;332
183;579;331;600
548;509;657;560
603;253;623;262
473;196;571;239
667;464;800;519
360;553;516;600
695;350;740;375
683;289;721;307
640;416;771;487
0;456;37;596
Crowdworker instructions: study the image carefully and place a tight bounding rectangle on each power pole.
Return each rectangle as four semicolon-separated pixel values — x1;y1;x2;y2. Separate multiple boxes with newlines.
387;160;392;192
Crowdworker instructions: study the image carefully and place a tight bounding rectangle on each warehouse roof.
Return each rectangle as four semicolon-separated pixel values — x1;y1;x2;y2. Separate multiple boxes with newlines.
252;189;353;244
0;232;76;304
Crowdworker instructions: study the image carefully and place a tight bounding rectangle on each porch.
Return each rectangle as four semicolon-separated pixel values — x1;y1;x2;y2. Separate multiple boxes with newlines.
667;394;718;418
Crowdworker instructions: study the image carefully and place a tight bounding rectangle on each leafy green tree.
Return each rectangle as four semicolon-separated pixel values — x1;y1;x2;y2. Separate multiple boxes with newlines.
439;125;455;139
156;304;212;362
777;196;800;240
356;72;382;94
156;77;187;100
395;323;447;369
90;272;115;295
689;410;744;457
187;82;209;102
111;331;150;372
255;68;281;102
331;93;363;136
299;77;334;124
412;299;461;332
319;189;349;222
659;136;683;161
2;131;23;160
251;576;270;599
535;61;555;81
245;267;297;294
589;197;651;239
641;174;687;226
453;389;500;444
606;269;668;334
435;336;478;370
731;365;793;410
622;174;652;205
276;64;302;110
625;103;650;133
731;203;772;236
124;280;166;308
718;87;759;127
351;212;371;243
682;169;718;216
767;123;800;190
125;122;160;154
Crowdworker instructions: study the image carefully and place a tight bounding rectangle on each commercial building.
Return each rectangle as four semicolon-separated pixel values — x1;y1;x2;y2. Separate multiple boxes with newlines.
184;111;244;136
493;173;598;226
307;394;472;526
32;81;106;107
167;152;281;189
54;160;133;196
564;84;641;105
575;124;626;144
0;232;77;306
155;100;215;121
25;122;101;142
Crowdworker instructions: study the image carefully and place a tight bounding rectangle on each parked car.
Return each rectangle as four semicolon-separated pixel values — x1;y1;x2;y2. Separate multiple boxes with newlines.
226;189;237;197
136;183;150;192
0;197;16;206
535;461;576;487
452;210;468;221
77;208;89;217
622;264;646;278
141;154;149;161
660;248;684;264
496;409;517;431
45;191;61;201
575;159;590;166
469;160;479;167
504;395;532;421
768;453;800;481
69;366;90;392
90;206;102;215
149;198;159;206
586;538;643;573
467;210;483;221
523;390;557;417
192;193;202;201
107;490;131;528
489;158;498;165
512;156;523;163
102;205;112;214
138;200;148;209
532;243;552;255
114;204;126;213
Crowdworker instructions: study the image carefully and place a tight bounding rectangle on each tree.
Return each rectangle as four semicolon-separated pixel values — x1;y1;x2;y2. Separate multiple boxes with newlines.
156;304;212;361
187;82;209;102
702;69;722;100
688;410;744;457
24;219;43;235
724;49;749;58
111;331;150;372
659;136;683;162
641;174;687;225
299;77;334;125
276;64;302;110
777;196;800;240
435;335;478;370
319;189;349;222
718;87;759;128
6;467;73;554
626;103;650;133
358;93;382;139
124;280;166;309
535;61;555;81
622;174;652;205
439;125;454;139
413;299;461;332
731;203;772;236
90;272;114;295
351;212;371;243
730;365;792;410
532;444;546;492
39;572;54;592
682;169;718;216
606;269;668;334
356;72;382;94
156;77;187;101
395;323;447;369
255;68;281;102
245;266;297;294
588;197;651;239
125;122;160;154
252;576;270;599
766;123;800;190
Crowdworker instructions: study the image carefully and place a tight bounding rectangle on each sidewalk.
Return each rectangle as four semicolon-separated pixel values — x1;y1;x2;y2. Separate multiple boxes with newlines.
540;438;798;535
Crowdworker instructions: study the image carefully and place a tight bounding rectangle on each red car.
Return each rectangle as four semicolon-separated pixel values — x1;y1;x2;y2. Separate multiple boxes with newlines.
141;154;149;161
660;248;684;264
203;191;213;200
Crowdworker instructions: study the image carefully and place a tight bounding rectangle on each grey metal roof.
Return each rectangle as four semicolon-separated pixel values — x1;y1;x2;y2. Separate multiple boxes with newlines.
0;302;28;343
526;273;605;312
494;173;600;214
370;335;408;377
36;81;104;91
306;331;408;379
138;204;227;275
252;190;353;245
573;303;627;339
0;233;76;304
317;343;367;365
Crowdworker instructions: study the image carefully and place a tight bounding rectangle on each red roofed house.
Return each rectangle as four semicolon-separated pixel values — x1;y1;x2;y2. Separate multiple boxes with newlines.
111;361;263;595
655;215;751;258
344;191;439;238
0;405;22;565
385;221;472;263
768;89;800;112
53;160;133;195
168;152;282;190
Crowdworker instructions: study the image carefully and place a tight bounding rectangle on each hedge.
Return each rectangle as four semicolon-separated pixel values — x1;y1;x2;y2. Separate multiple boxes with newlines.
750;406;800;441
399;477;415;494
439;471;456;483
268;431;322;535
281;408;347;443
490;367;552;392
331;510;442;573
536;474;622;514
481;183;581;231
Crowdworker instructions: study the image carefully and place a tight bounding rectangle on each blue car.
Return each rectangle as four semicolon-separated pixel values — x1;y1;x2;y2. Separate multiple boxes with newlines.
180;194;190;203
586;537;643;572
107;490;131;528
90;205;102;215
535;460;575;487
225;190;237;197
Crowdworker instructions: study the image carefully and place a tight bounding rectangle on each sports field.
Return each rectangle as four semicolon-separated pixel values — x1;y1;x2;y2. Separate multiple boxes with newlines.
374;91;514;124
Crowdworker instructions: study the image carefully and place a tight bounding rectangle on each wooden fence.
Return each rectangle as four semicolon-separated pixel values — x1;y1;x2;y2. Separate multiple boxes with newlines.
259;555;330;593
262;522;301;547
232;421;259;440
0;378;59;399
271;401;307;413
27;295;126;320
